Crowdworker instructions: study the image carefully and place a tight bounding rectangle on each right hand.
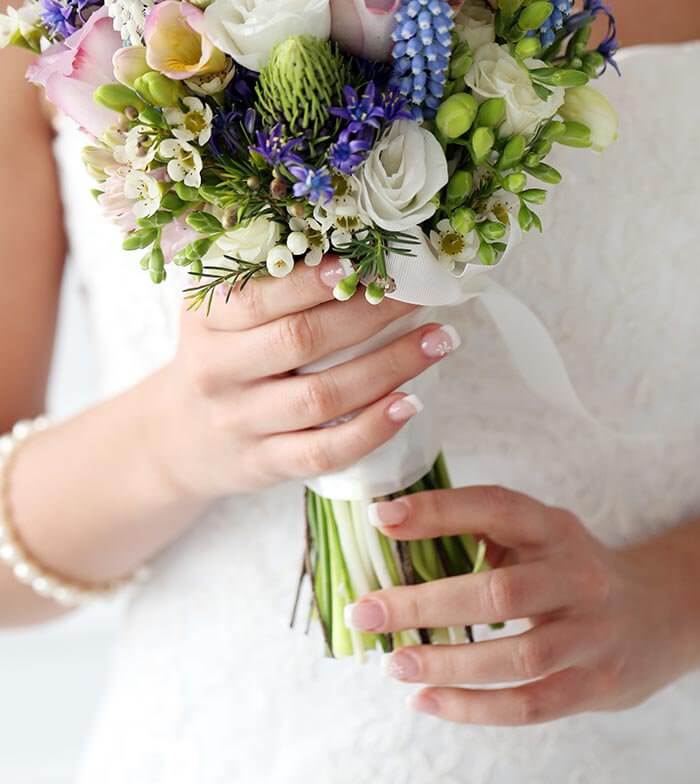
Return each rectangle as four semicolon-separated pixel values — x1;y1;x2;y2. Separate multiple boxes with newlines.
152;256;461;501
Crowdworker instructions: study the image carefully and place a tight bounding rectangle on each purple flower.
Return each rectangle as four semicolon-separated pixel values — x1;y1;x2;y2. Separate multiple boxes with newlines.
330;82;385;133
381;86;413;124
41;0;97;39
288;165;335;205
566;0;620;74
328;129;371;174
252;124;305;168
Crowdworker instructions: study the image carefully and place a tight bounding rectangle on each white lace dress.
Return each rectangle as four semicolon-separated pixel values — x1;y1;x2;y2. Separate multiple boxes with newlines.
57;43;700;784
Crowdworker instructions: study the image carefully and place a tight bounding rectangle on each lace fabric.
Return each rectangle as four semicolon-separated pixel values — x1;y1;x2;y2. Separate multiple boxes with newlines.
58;42;700;783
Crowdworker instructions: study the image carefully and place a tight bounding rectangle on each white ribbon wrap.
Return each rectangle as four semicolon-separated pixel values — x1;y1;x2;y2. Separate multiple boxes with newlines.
304;224;602;500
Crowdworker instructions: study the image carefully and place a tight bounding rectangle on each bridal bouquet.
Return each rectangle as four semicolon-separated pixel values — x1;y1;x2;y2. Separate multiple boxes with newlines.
2;0;619;658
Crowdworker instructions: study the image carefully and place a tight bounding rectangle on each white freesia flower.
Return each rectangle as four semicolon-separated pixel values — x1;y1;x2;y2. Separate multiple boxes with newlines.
559;85;619;151
164;97;214;145
206;217;282;268
465;43;564;137
203;0;331;72
354;120;448;232
454;1;495;53
287;216;330;266
429;219;480;273
159;139;203;188
185;60;236;97
266;245;295;277
0;1;40;48
114;125;158;170
123;171;161;218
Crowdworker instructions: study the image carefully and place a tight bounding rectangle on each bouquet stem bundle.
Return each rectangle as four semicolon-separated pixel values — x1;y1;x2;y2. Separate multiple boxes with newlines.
296;453;487;659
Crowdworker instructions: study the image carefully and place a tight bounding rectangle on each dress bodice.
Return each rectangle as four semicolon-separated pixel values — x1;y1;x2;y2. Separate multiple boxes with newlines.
62;42;700;784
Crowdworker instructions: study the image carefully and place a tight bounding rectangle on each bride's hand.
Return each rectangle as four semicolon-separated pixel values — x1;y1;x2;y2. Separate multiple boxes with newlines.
345;486;700;725
155;256;459;500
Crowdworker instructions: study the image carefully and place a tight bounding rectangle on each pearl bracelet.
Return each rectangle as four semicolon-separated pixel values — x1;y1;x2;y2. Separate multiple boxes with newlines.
0;418;149;607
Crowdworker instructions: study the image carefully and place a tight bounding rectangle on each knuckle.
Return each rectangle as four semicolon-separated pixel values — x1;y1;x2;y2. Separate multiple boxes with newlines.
480;485;519;519
235;281;264;325
301;374;340;422
581;557;612;605
277;311;316;361
300;437;334;476
485;570;519;620
513;635;555;681
404;588;426;630
514;689;545;725
190;359;220;398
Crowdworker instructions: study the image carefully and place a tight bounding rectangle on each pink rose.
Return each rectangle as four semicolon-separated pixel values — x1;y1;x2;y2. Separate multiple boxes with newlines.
329;0;400;62
27;9;122;138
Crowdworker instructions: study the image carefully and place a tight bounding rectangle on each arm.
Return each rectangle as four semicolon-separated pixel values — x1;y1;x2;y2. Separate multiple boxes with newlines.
349;488;700;725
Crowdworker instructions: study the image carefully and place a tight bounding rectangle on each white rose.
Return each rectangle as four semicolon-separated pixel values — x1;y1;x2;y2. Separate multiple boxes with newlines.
559;85;619;152
353;120;448;232
205;217;282;268
465;43;564;137
203;0;331;72
455;1;495;53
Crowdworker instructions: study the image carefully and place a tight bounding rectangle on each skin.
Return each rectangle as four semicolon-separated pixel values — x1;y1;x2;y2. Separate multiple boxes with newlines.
0;0;697;724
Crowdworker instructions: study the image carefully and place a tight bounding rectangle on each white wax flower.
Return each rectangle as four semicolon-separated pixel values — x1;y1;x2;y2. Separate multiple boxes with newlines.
159;139;204;188
114;125;158;170
429;219;480;273
287;216;330;266
164;97;214;145
465;43;564;137
203;0;331;72
454;1;495;53
206;217;282;268
353;120;448;232
123;171;161;218
559;85;619;152
266;245;295;277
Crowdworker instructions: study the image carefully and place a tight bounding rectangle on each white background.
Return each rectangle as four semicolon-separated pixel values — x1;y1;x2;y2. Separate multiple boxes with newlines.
0;267;121;783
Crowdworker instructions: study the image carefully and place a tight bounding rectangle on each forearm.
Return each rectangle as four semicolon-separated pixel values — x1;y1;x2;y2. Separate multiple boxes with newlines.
1;366;209;626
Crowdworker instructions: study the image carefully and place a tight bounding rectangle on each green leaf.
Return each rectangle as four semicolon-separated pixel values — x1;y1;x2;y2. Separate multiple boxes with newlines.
524;163;562;184
520;188;548;205
518;203;534;231
122;228;158;251
186;211;224;235
174;182;202;202
137;211;174;229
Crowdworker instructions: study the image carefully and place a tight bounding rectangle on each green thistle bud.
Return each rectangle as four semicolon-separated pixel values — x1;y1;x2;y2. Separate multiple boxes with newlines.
502;172;527;193
498;134;526;169
451;207;477;235
520;188;547;204
469;126;495;164
557;120;592;148
446;169;473;207
93;83;146;114
134;72;185;108
476;98;506;129
436;93;479;140
449;42;473;80
478;241;497;266
365;282;386;306
517;2;553;32
256;36;346;135
122;228;158;251
477;221;507;242
333;271;359;302
514;36;542;60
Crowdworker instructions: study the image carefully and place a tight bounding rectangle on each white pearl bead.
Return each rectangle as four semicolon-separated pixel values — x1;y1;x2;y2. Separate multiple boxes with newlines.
13;562;37;584
54;587;78;606
12;421;32;440
0;542;17;563
32;576;56;597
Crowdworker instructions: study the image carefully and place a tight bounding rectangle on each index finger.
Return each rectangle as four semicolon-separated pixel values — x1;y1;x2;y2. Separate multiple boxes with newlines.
193;255;350;332
368;486;571;549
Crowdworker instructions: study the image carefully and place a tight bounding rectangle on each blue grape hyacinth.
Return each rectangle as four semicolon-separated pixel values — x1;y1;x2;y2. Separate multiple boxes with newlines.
390;0;455;122
536;0;574;48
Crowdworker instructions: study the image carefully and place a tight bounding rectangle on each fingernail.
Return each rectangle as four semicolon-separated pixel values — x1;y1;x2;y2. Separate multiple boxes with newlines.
407;691;441;717
368;500;409;528
344;599;386;632
421;325;462;359
382;650;419;681
387;394;424;423
320;257;353;288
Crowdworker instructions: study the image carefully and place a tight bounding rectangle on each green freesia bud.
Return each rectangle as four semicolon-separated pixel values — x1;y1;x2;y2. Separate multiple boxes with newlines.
138;106;167;128
530;67;589;88
559;85;618;151
450;42;473;80
333;271;359;302
122;228;158;251
521;188;547;204
517;2;553;31
524;152;541;167
452;207;477;235
514;36;542;60
174;182;201;202
502;172;527;193
476;97;506;129
557;120;592;148
447;169;473;207
94;83;146;114
436;93;479;140
470;126;495;164
478;221;507;242
540;120;567;141
139;252;151;270
134;72;185;108
582;52;605;77
533;139;552;158
525;162;562;184
189;260;203;279
365;282;385;306
478;241;497;266
498;134;526;169
518;203;534;231
149;248;166;283
499;0;524;18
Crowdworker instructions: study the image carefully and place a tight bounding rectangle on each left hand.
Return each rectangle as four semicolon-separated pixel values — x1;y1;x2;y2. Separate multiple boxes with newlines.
345;486;699;726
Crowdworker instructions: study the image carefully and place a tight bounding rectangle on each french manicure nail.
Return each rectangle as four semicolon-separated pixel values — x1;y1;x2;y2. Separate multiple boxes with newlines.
382;650;419;681
320;257;353;288
421;325;462;359
344;599;386;632
407;691;441;716
368;500;409;528
387;394;424;423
